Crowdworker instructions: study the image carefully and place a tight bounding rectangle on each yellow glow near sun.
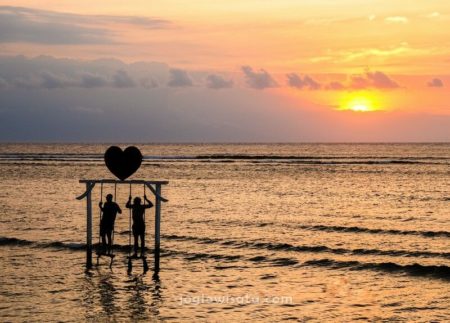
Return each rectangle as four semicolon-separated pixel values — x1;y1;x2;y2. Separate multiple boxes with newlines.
339;92;381;112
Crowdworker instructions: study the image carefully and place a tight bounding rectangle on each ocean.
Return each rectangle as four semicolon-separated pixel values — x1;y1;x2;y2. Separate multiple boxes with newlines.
0;143;449;321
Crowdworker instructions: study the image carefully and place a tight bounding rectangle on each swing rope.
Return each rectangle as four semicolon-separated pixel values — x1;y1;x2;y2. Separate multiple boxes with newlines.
97;182;103;252
110;182;117;256
143;184;146;256
128;183;132;256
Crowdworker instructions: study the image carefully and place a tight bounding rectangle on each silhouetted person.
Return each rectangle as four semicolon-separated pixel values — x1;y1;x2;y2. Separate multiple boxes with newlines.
126;195;153;257
98;194;122;255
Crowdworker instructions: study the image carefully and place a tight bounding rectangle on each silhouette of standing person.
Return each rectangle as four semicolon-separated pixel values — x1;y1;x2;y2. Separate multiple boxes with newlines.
126;195;153;257
98;194;122;255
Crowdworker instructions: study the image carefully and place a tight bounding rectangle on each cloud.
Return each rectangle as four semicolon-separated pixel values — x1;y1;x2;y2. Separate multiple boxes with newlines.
427;78;444;88
1;71;73;89
112;70;136;88
4;69;137;89
0;56;404;94
140;77;159;89
426;12;440;19
206;74;233;89
286;73;321;90
0;55;168;90
1;6;170;27
92;15;170;29
5;69;135;89
0;6;171;44
349;71;399;89
39;71;73;89
0;77;8;89
80;72;109;88
241;66;278;89
285;70;399;91
325;81;345;91
385;16;409;24
167;68;193;87
365;71;399;89
0;7;112;44
348;75;369;89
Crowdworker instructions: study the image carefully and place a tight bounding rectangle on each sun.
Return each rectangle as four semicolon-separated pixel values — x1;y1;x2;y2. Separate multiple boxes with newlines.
338;92;381;112
349;104;370;112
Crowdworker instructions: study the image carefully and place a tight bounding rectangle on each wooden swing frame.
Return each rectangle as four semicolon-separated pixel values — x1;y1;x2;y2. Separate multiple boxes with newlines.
76;179;168;274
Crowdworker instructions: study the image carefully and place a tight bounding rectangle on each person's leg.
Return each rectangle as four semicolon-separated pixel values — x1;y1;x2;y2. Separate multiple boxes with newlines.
106;230;112;254
133;233;138;256
140;233;145;257
101;227;107;254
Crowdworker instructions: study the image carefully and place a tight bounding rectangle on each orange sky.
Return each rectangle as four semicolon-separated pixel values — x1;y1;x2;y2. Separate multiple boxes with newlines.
0;1;448;141
2;1;449;72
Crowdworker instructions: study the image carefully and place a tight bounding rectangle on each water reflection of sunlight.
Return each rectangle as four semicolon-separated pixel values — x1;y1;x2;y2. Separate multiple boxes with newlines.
82;270;119;320
150;275;163;317
126;274;163;320
127;275;149;320
81;269;163;321
98;273;117;317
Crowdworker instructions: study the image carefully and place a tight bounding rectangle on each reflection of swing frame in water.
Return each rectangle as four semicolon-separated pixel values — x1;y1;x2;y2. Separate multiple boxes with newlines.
76;179;168;275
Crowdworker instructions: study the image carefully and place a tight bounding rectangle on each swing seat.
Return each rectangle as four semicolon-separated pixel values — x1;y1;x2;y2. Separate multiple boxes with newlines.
127;255;149;273
127;254;146;260
96;251;116;258
96;251;116;269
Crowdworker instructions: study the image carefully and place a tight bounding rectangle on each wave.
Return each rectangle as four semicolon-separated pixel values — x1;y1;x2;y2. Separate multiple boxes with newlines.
169;247;450;280
195;154;448;161
303;258;450;280
0;236;243;263
0;236;110;252
298;224;450;238
196;155;448;165
4;160;444;167
188;219;450;239
168;248;450;280
0;153;191;163
0;237;34;246
5;234;448;261
162;234;450;260
201;160;444;165
2;236;449;279
0;153;447;165
1;152;446;159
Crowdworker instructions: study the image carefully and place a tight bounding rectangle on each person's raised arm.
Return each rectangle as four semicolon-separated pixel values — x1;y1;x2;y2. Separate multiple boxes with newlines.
126;196;132;209
144;195;154;208
98;201;103;211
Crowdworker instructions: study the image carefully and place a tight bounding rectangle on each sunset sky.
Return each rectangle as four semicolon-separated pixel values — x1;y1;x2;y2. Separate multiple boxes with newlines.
0;0;449;141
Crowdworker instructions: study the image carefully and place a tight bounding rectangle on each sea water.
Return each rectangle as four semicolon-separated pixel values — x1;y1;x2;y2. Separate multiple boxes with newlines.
0;143;449;321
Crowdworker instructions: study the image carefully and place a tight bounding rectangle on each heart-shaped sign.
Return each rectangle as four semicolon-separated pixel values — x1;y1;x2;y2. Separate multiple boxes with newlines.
104;146;143;181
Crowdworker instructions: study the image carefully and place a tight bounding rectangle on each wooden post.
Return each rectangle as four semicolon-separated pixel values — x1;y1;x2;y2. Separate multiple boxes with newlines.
86;182;93;269
154;184;161;274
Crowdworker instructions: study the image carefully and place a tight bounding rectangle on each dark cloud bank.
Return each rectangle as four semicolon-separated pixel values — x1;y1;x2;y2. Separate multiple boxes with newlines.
0;56;448;142
0;56;234;91
0;55;168;90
